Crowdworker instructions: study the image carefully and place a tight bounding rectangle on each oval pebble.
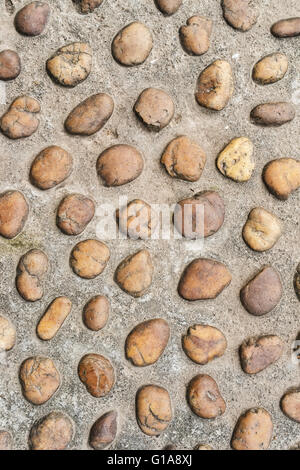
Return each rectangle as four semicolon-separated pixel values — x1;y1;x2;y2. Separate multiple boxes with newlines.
0;190;29;239
115;249;154;298
217;137;255;182
0;50;21;80
112;22;153;66
195;60;234;111
89;411;117;450
271;18;300;38
242;207;282;252
37;297;72;341
281;390;300;423
16;249;49;302
251;102;295;126
83;295;110;331
97;144;144;187
231;408;273;450
30;146;73;190
252;53;288;85
14;1;50;36
136;385;172;436
187;374;226;419
70;239;110;279
56;194;95;236
19;356;60;405
263;158;300;200
182;324;227;365
78;353;115;398
134;88;175;131
29;412;73;450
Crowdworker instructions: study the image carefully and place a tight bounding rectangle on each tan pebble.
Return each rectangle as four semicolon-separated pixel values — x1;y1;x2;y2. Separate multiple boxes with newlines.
240;335;284;374
134;88;175;131
0;315;16;351
16;249;48;302
263;158;300;200
70;239;110;279
97;144;144;187
281;390;300;423
37;297;72;341
89;411;117;450
195;444;213;450
115;249;154;298
222;0;259;31
0;50;21;80
294;264;300;301
56;194;95;235
83;295;110;331
155;0;182;15
271;18;300;38
15;1;50;36
253;53;288;85
231;408;273;450
195;60;234;111
183;324;227;365
78;0;104;14
136;385;172;436
30;146;73;190
112;22;153;66
0;96;40;139
180;16;212;55
0;190;29;239
251;102;295;126
242;207;282;252
187;374;226;419
19;356;60;405
78;353;115;398
117;199;159;240
217;137;255;182
29;411;73;450
0;431;12;450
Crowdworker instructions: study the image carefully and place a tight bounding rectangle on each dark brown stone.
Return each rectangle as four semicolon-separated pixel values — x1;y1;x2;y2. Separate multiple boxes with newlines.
0;50;21;80
89;411;117;450
15;1;50;36
251;102;295;126
271;18;300;38
56;194;95;235
240;335;284;374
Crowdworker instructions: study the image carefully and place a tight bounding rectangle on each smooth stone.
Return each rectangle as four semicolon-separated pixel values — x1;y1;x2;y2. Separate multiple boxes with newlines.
281;390;300;423
0;50;21;80
89;411;117;450
0;190;29;239
240;335;284;374
182;324;227;365
30;146;73;190
19;356;60;405
136;385;172;436
195;60;234;111
0;96;40;139
242;207;282;252
231;408;273;450
263;158;300;200
134;88;175;131
16;249;48;302
15;1;50;36
70;239;110;279
78;353;115;398
116;199;159;240
217;137;255;182
187;374;226;419
180;16;212;55
222;0;259;31
252;53;288;85
250;102;295;126
271;18;300;38
83;295;110;331
115;249;154;298
29;412;73;450
97;144;144;187
36;297;72;341
0;315;16;351
56;194;95;235
112;22;153;66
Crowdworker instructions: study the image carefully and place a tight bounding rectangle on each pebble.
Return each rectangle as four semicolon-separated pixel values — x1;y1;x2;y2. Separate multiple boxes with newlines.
294;264;300;301
0;96;40;139
136;385;172;436
46;42;92;87
117;199;159;240
217;137;255;182
252;53;288;85
180;16;212;56
0;315;16;351
155;0;182;15
125;318;170;366
78;0;104;14
182;324;227;365
240;266;282;316
115;249;154;297
89;411;117;450
187;374;226;419
83;295;110;331
65;93;114;136
263;158;300;200
0;50;21;80
271;18;300;38
29;412;73;450
250;102;295;126
15;1;50;36
134;88;175;131
36;296;72;341
281;390;300;423
195;444;213;450
231;408;273;450
178;258;232;301
0;431;12;450
0;190;29;239
70;239;110;279
240;335;284;374
30;146;73;190
195;60;234;111
242;207;282;252
221;0;259;31
56;194;95;235
19;356;60;405
112;22;153;66
16;249;48;302
161;135;206;182
97;144;144;187
78;353;115;398
173;191;225;239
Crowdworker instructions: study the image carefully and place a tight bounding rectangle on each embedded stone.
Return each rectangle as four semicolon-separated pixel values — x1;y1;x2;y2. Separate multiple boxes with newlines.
182;324;227;365
136;385;172;436
231;408;273;450
263;158;300;200
89;411;117;450
242;207;282;252
36;297;72;341
0;190;29;239
281;390;300;423
180;16;212;56
217;137;255;182
0;315;16;351
195;60;234;111
0;431;12;450
0;96;40;139
16;249;48;302
155;0;182;15
252;53;288;85
112;22;153;66
70;240;110;279
271;18;300;38
97;144;144;187
78;353;115;398
30;146;73;190
15;1;50;36
19;356;60;405
83;295;110;331
56;194;95;235
240;335;284;374
77;0;104;14
134;88;175;131
222;0;259;31
115;249;154;298
0;50;21;80
251;102;295;126
116;199;159;240
187;374;226;419
29;412;73;450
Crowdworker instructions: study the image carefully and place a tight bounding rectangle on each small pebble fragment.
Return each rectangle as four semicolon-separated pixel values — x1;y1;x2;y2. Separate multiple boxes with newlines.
0;50;21;80
15;1;50;36
242;207;282;252
16;249;48;302
221;0;259;31
97;144;144;187
77;0;104;14
83;295;110;331
0;431;12;450
182;324;227;365
37;297;72;341
125;318;170;367
240;266;282;316
46;42;92;87
0;190;29;239
252;53;288;85
180;16;212;55
134;88;175;131
281;390;300;423
195;60;234;111
195;444;213;450
56;194;95;235
178;258;232;301
187;374;226;419
29;412;73;450
70;239;110;279
174;191;225;239
115;249;154;298
0;315;16;351
164;444;177;450
89;411;117;450
271;18;300;38
112;22;153;66
294;264;300;301
136;385;172;436
240;335;284;374
65;93;114;136
217;137;255;182
0;96;40;139
155;0;182;15
251;102;295;126
231;408;273;450
78;353;115;398
19;356;60;405
30;146;73;190
263;158;300;200
117;199;159;240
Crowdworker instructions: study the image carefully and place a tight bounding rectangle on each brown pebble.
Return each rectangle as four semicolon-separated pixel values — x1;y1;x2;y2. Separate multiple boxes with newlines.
0;50;21;80
30;146;73;190
173;191;225;239
134;88;175;131
136;385;172;436
222;0;259;31
65;93;114;136
178;258;232;301
0;315;16;351
182;324;227;365
89;411;117;450
195;60;234;111
112;22;153;66
78;0;104;14
271;18;300;38
70;239;110;279
164;444;177;450
46;42;92;87
0;190;29;239
97;144;144;187
250;102;295;126
78;353;115;398
294;264;300;301
56;194;95;236
115;249;154;298
180;16;212;56
155;0;182;15
240;335;284;374
83;295;110;331
263;158;300;200
37;297;72;341
195;444;213;450
281;390;300;423
125;318;170;367
252;53;288;85
19;356;60;405
231;408;273;450
0;96;40;139
117;199;159;240
0;431;12;450
161;135;206;182
187;374;226;419
242;207;282;252
29;412;73;450
15;1;50;36
240;266;282;316
16;249;48;302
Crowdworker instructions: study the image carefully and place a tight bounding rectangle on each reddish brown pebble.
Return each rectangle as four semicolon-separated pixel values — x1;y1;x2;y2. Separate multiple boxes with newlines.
89;411;117;450
115;249;154;298
294;264;300;301
134;88;175;131
180;16;212;56
37;297;72;341
30;146;73;190
263;158;300;200
195;60;234;111
281;390;300;423
0;50;21;80
187;374;226;419
70;239;110;279
47;42;92;87
112;22;153;66
0;315;16;351
97;144;144;187
57;194;95;236
155;0;182;15
29;412;73;450
240;335;284;374
78;353;115;398
182;324;227;365
222;0;259;31
136;385;172;436
0;431;12;450
0;96;40;139
15;1;50;36
19;356;60;405
16;249;48;302
117;199;159;240
251;102;295;126
78;0;104;14
231;408;273;450
0;190;29;239
271;18;300;38
83;295;110;331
